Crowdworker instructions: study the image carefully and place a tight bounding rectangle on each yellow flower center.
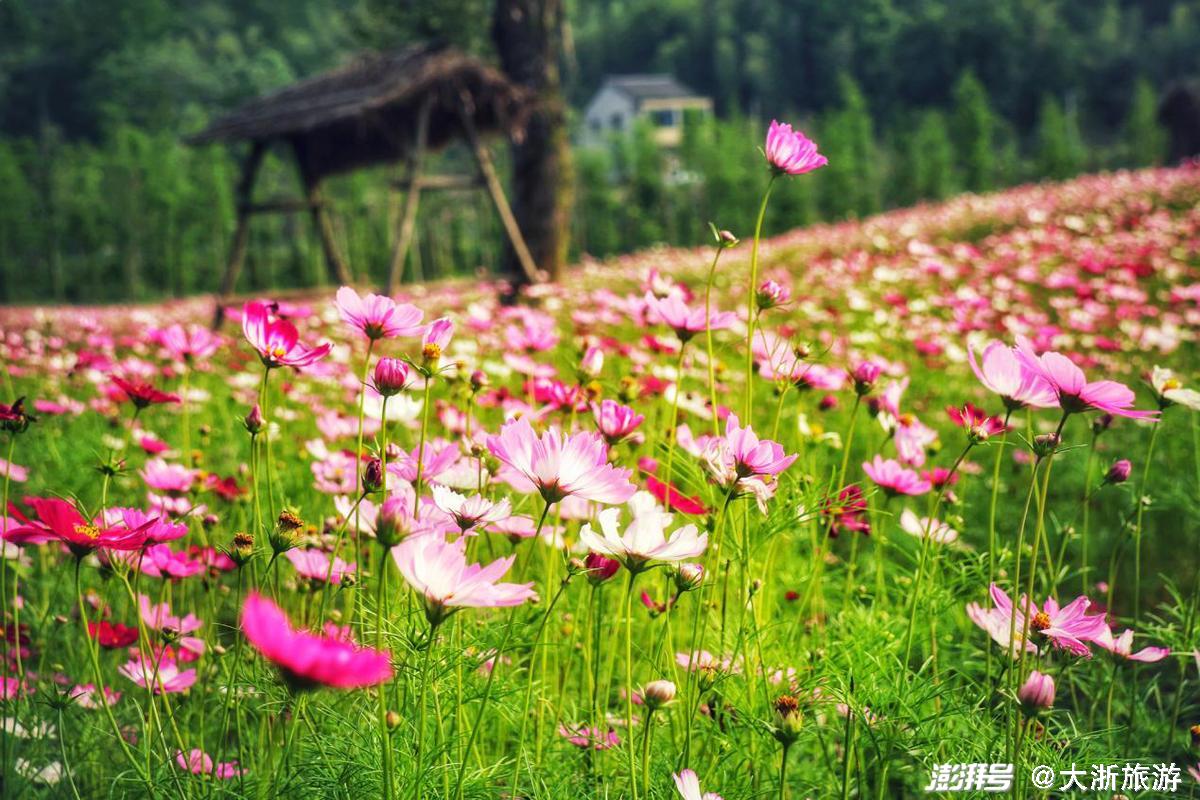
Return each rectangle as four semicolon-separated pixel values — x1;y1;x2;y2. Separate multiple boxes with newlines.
74;523;101;540
1163;378;1181;392
270;345;288;360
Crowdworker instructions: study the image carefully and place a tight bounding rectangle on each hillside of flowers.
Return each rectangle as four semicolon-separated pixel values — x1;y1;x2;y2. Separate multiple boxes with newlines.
2;126;1200;799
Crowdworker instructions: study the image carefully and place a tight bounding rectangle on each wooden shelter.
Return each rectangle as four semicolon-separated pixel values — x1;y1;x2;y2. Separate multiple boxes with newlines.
189;43;541;326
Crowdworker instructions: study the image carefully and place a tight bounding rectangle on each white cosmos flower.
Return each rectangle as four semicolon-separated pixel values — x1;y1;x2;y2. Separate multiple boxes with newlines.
899;508;958;544
431;485;511;532
579;491;707;570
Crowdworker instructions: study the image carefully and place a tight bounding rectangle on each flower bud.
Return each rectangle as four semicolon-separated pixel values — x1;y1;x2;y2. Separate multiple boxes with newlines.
373;358;411;397
376;496;412;548
772;694;803;745
227;531;256;566
756;279;790;311
713;228;739;249
362;458;384;494
469;369;489;393
1103;459;1131;486
160;625;181;644
1017;670;1055;716
386;710;401;729
1189;722;1200;746
244;404;264;435
641;680;677;711
584;552;620;585
1032;433;1061;460
852;362;882;396
673;563;704;592
580;346;605;379
269;510;303;555
1092;413;1114;436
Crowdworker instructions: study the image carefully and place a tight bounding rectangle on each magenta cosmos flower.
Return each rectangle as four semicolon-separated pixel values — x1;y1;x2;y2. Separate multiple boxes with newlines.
241;300;331;369
862;455;931;497
1015;338;1157;420
241;593;392;689
704;414;797;484
764;120;827;175
175;748;244;779
946;402;1009;442
119;654;196;694
392;534;537;627
592;399;645;446
968;341;1058;411
335;286;423;340
487;417;637;505
643;292;737;342
284;548;356;585
5;497;152;557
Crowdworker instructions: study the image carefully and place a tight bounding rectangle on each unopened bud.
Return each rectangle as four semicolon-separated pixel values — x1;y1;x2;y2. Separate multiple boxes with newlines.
244;404;265;435
362;458;384;494
228;531;256;566
1017;670;1055;716
373;358;412;397
1032;433;1061;460
1103;459;1131;486
772;694;803;745
641;680;677;711
584;552;620;585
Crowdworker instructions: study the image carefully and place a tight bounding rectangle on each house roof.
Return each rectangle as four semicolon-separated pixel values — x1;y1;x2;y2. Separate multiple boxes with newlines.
600;74;707;102
187;43;530;180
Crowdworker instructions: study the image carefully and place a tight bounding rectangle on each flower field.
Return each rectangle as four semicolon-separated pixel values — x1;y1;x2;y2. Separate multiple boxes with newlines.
2;140;1200;799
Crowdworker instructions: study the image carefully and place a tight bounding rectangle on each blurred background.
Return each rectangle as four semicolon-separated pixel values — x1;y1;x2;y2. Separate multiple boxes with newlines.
0;0;1197;304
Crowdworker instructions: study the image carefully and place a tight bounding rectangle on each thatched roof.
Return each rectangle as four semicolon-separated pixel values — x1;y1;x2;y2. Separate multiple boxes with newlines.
188;43;530;179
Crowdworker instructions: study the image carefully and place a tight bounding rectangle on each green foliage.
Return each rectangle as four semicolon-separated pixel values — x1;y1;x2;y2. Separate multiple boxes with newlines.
1036;95;1088;181
950;71;995;192
1123;78;1168;168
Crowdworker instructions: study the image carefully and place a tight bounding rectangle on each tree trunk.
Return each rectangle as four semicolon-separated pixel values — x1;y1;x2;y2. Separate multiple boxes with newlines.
492;0;573;290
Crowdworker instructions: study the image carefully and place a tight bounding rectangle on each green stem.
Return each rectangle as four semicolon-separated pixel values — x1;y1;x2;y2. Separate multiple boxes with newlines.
743;174;778;421
625;570;640;800
377;548;395;800
703;246;727;437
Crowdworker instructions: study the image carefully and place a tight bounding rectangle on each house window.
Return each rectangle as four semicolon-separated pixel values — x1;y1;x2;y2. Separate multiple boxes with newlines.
650;109;677;127
589;118;602;133
610;113;624;131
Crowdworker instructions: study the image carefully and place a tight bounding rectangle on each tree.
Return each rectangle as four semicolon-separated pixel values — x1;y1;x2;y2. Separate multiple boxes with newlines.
1123;78;1166;167
1035;95;1086;180
493;0;573;288
951;71;995;192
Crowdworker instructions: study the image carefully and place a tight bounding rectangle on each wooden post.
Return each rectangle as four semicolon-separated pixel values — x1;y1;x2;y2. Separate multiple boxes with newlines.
293;144;352;288
385;98;433;295
212;140;266;329
456;106;541;285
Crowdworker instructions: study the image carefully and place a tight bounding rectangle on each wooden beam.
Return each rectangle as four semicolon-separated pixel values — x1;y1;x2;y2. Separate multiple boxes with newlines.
241;198;324;214
212;141;266;329
456;105;541;286
385;97;433;296
390;174;484;192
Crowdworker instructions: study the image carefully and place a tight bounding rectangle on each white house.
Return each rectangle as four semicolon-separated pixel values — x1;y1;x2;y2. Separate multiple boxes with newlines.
581;74;713;148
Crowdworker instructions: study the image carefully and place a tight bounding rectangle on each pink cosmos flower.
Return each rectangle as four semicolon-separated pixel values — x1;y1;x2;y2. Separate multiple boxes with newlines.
174;748;245;779
430;485;511;533
139;595;205;659
152;324;222;363
643;292;736;341
335;286;423;340
487;417;636;505
241;593;392;689
593;399;645;447
140;459;196;494
862;456;931;497
102;508;187;545
68;683;121;710
118;654;196;694
107;543;204;580
393;534;537;626
966;583;1109;658
702;414;797;492
967;341;1058;410
764;120;828;175
1095;627;1170;663
284;548;356;585
559;724;619;750
579;492;708;570
1017;670;1055;714
422;317;455;358
241;300;331;369
1015;338;1158;420
674;769;724;800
